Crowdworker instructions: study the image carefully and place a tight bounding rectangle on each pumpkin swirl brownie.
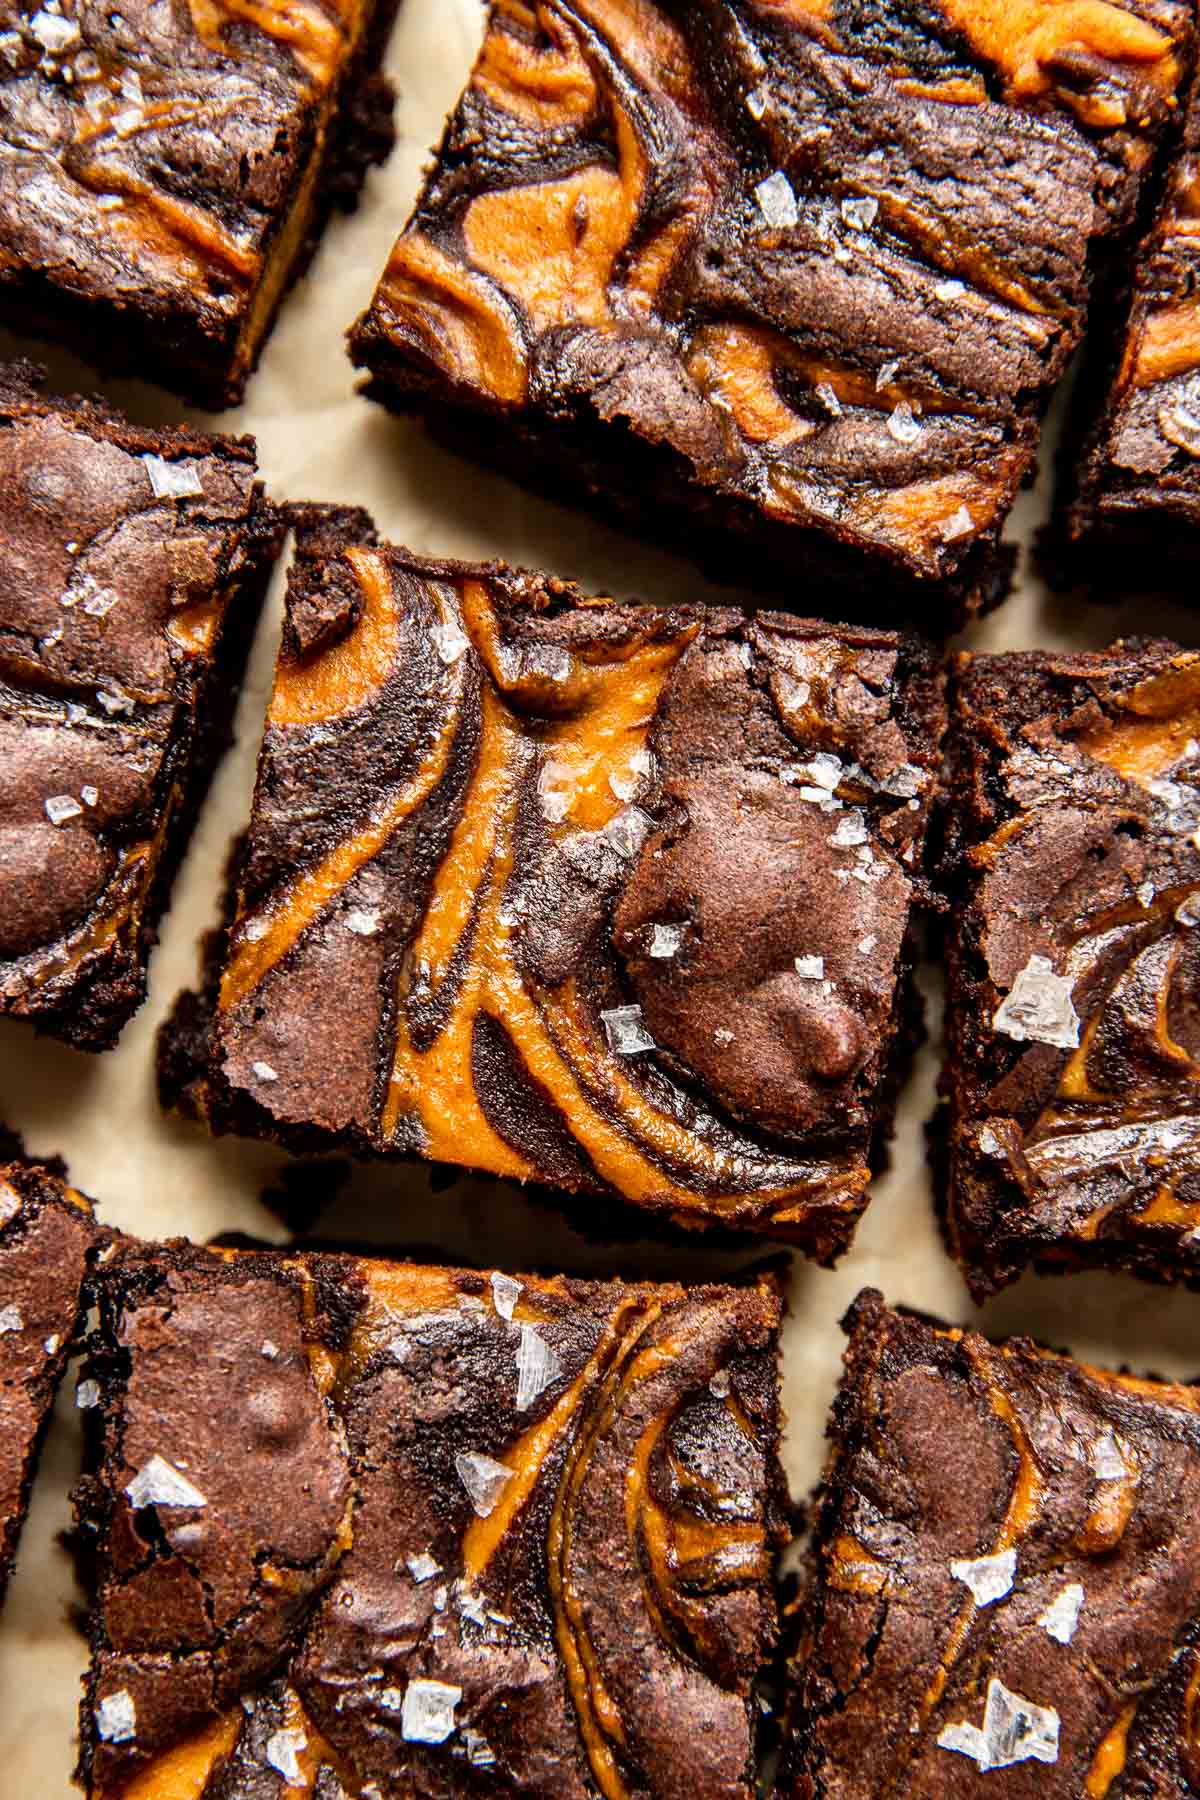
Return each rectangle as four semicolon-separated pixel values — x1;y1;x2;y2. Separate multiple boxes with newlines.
779;1290;1200;1798
0;1156;100;1610
74;1238;785;1799
349;0;1194;630
0;364;282;1049
159;510;945;1251
0;0;399;407
1059;65;1200;589
938;640;1200;1298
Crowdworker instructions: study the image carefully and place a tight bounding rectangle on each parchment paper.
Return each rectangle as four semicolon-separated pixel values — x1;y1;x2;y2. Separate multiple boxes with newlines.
1;3;1199;1792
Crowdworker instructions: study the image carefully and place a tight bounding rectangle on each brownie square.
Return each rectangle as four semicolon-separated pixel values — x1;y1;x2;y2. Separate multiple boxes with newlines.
0;363;282;1048
1058;67;1200;588
938;639;1200;1298
0;0;398;407
160;510;945;1254
780;1289;1200;1798
0;1157;98;1607
75;1239;785;1798
350;0;1193;631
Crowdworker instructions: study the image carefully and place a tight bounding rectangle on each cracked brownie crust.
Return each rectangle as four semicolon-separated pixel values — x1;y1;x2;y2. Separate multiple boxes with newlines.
350;0;1193;628
937;640;1200;1298
0;0;398;407
1059;65;1200;588
0;363;282;1049
0;1157;98;1608
780;1289;1200;1799
159;510;944;1252
76;1239;785;1799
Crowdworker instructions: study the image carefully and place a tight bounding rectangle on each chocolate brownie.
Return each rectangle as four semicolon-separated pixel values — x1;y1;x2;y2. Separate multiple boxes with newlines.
349;0;1194;631
1058;66;1200;588
0;363;282;1049
75;1238;785;1798
159;512;945;1254
780;1288;1200;1799
0;1157;98;1608
938;640;1200;1298
0;0;398;408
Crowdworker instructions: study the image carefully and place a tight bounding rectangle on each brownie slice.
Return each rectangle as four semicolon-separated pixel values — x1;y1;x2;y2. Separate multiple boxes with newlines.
0;0;399;408
0;363;282;1049
938;640;1200;1298
75;1238;785;1799
1058;66;1200;588
780;1288;1200;1798
349;0;1193;631
0;1157;98;1607
160;511;945;1254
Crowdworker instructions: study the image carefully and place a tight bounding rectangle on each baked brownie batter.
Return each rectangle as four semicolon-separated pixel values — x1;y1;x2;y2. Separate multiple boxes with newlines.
1059;67;1200;588
0;363;282;1049
350;0;1194;629
781;1289;1200;1799
0;1157;97;1607
160;513;945;1253
76;1239;785;1799
0;0;398;407
939;640;1200;1297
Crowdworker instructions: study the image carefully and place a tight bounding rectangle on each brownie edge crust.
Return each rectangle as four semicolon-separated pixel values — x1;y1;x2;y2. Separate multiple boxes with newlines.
160;510;945;1252
350;0;1193;627
938;640;1200;1298
780;1289;1200;1799
75;1239;786;1799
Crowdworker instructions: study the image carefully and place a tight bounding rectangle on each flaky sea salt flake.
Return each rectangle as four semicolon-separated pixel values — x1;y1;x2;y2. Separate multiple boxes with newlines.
125;1454;207;1510
934;279;965;301
407;1551;441;1583
265;1727;306;1783
756;170;798;230
402;1679;462;1744
252;1061;279;1084
887;401;922;445
950;1547;1016;1607
649;922;685;959
29;9;78;51
96;1690;136;1743
45;794;83;826
0;1305;22;1334
76;1378;100;1409
993;955;1080;1050
515;1324;562;1411
1038;1582;1084;1645
602;1004;655;1056
939;1678;1059;1771
142;454;202;500
840;194;878;231
432;618;469;665
344;908;380;937
815;381;843;418
491;1271;521;1321
940;505;974;543
832;809;868;848
455;1450;512;1518
795;956;824;980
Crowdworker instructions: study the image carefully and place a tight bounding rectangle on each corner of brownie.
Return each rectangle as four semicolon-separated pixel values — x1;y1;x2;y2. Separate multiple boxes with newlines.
161;527;945;1252
75;1240;786;1799
938;638;1200;1297
0;364;284;1049
779;1287;1200;1798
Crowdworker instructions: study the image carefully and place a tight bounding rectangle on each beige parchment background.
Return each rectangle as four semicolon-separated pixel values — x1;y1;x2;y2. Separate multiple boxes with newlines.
1;2;1199;1792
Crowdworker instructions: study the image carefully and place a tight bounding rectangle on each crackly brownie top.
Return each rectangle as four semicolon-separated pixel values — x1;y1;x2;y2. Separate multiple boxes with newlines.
0;1158;95;1582
0;364;265;1006
0;0;371;355
81;1244;783;1799
1077;67;1200;522
355;0;1191;583
207;525;943;1246
945;640;1200;1261
784;1289;1200;1798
